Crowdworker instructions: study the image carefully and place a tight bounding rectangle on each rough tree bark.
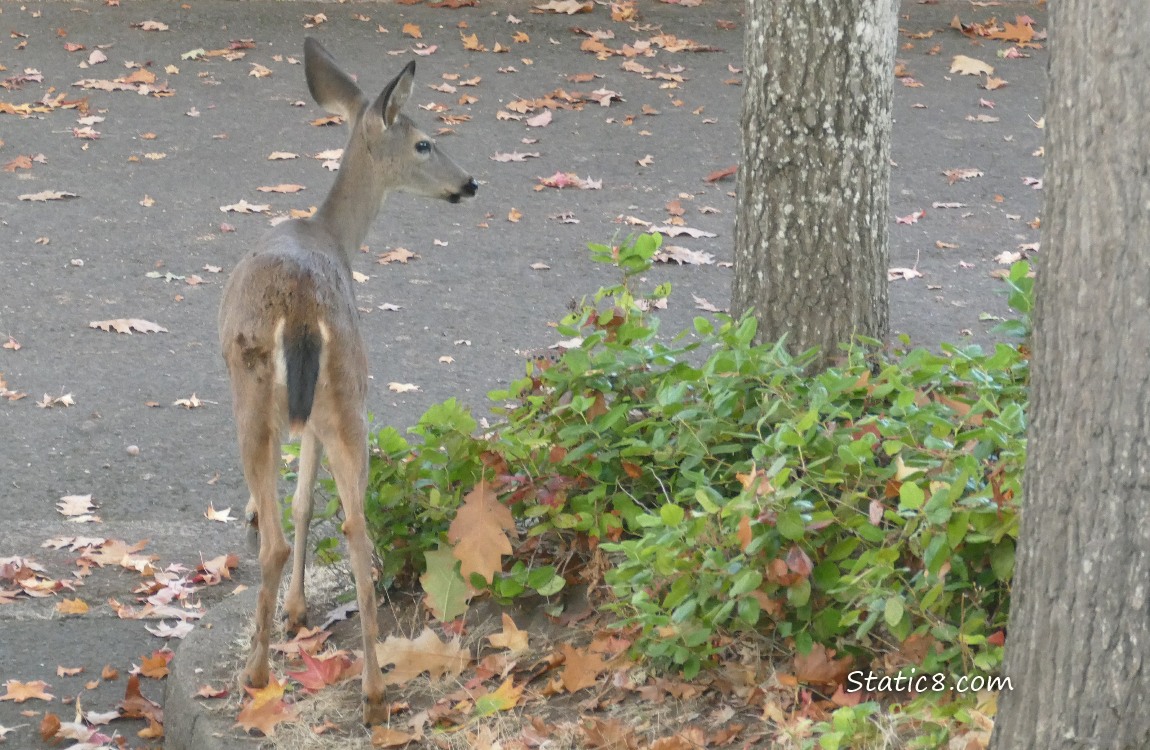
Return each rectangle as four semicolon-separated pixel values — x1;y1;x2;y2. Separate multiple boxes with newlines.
732;0;897;358
991;4;1150;748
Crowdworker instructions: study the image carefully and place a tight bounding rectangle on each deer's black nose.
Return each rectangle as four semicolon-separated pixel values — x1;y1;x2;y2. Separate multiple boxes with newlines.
461;178;478;197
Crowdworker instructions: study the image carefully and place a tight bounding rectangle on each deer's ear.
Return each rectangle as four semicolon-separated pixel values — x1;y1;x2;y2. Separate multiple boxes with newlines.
304;37;367;119
372;61;415;129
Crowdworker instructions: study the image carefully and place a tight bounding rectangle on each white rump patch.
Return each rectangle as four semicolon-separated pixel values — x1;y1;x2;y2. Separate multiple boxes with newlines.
273;318;288;385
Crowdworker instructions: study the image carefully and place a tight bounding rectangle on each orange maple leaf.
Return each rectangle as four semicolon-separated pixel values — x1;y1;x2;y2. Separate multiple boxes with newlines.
487;613;529;655
235;676;297;736
0;679;54;703
139;649;172;679
988;17;1035;44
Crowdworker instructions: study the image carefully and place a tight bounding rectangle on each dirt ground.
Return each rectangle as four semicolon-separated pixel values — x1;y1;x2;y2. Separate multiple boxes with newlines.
0;0;1045;747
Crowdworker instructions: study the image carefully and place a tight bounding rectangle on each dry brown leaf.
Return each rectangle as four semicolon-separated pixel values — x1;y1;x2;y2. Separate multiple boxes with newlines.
88;318;167;335
0;680;55;703
560;643;609;693
487;613;529;655
654;245;715;265
535;0;593;14
19;190;78;202
448;480;516;584
377;247;417;264
375;628;469;686
56;598;89;615
950;55;994;76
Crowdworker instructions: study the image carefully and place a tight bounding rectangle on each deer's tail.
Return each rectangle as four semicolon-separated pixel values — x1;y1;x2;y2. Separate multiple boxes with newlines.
284;323;322;433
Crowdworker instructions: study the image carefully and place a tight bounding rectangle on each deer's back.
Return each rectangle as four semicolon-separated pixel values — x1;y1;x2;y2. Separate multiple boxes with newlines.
218;220;365;374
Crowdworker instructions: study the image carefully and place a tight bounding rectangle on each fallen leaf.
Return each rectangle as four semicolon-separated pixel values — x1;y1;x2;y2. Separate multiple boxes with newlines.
235;677;296;736
388;382;420;393
375;628;469;686
654;245;715;265
487;613;529;655
56;598;89;615
256;183;305;193
692;295;723;313
403;22;423;39
895;210;925;225
377;247;418;264
89;319;167;334
526;109;552;127
474;677;525;715
420;544;470;620
950;55;994;76
943;167;984;184
286;650;355;693
448;480;516;584
650;225;716;239
204;503;235;523
534;0;593;13
19;190;78;202
57;494;97;518
560;642;609;693
888;267;924;281
793;644;854;686
1;680;54;703
704;165;737;182
220;199;271;214
132;20;170;31
372;726;417;748
490;151;541;162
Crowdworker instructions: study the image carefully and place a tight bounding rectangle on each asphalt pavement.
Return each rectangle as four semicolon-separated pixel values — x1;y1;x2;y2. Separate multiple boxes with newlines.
0;1;1045;747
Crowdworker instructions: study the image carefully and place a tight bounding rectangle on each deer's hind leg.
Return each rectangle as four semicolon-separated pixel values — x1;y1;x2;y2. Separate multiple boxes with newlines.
312;398;387;725
283;426;322;631
230;376;291;690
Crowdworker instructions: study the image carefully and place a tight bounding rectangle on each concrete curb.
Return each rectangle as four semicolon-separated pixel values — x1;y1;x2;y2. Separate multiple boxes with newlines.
165;587;263;750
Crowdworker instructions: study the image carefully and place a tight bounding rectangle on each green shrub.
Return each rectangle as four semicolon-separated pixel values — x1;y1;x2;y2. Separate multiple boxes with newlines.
349;234;1028;686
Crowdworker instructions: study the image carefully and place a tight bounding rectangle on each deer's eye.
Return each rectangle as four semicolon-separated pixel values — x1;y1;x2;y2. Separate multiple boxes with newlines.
415;140;432;155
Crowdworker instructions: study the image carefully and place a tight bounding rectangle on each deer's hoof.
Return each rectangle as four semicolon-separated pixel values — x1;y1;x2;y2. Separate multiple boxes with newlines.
362;694;389;726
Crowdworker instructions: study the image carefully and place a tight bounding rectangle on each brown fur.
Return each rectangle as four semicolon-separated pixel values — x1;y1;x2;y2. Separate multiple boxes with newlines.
218;37;476;726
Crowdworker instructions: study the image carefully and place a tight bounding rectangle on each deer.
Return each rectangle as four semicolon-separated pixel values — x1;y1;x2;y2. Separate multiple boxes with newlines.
218;37;477;725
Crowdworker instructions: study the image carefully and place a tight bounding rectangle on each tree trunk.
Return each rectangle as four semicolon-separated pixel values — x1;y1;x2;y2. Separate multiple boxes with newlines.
731;0;897;358
991;3;1150;748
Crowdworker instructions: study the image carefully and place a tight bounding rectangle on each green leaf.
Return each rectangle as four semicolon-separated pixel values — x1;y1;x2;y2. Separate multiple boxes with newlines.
884;596;905;628
899;481;925;511
777;508;806;541
420;544;469;621
660;504;685;527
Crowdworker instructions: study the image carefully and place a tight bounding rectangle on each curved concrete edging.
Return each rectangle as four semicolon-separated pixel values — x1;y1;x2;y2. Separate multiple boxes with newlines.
164;587;263;750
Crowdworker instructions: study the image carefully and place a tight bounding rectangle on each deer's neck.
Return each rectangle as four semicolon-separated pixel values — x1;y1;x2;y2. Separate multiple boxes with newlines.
314;146;390;264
